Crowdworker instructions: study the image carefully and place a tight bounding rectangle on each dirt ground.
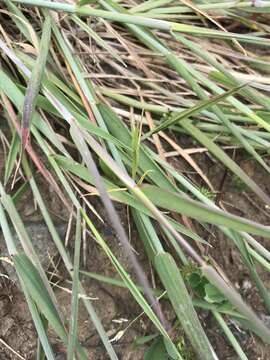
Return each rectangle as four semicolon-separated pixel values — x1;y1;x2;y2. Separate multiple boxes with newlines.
0;138;270;359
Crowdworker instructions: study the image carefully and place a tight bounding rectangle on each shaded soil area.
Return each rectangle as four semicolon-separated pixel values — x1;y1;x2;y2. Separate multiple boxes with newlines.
0;140;270;360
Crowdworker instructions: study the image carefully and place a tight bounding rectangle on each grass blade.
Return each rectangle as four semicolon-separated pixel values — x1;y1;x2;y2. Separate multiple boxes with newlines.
213;311;248;360
155;252;218;360
143;83;248;139
4;130;20;185
13;252;67;341
22;11;51;149
141;185;270;238
67;210;82;360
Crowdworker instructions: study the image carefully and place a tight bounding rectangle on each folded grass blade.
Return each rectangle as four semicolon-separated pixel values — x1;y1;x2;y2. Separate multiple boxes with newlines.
22;12;51;150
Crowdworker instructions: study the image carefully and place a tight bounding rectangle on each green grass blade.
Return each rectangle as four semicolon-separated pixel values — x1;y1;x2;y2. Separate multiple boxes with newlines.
213;311;248;360
4;131;20;185
130;0;174;13
100;88;177;114
22;11;51;149
132;211;163;260
155;252;218;360
19;283;56;360
36;314;48;360
13;252;67;340
67;210;82;360
141;185;270;238
143;83;248;139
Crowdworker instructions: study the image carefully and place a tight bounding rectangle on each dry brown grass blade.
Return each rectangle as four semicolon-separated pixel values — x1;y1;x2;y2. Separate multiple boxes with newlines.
65;58;97;125
164;146;239;157
160;131;214;191
145;111;166;161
